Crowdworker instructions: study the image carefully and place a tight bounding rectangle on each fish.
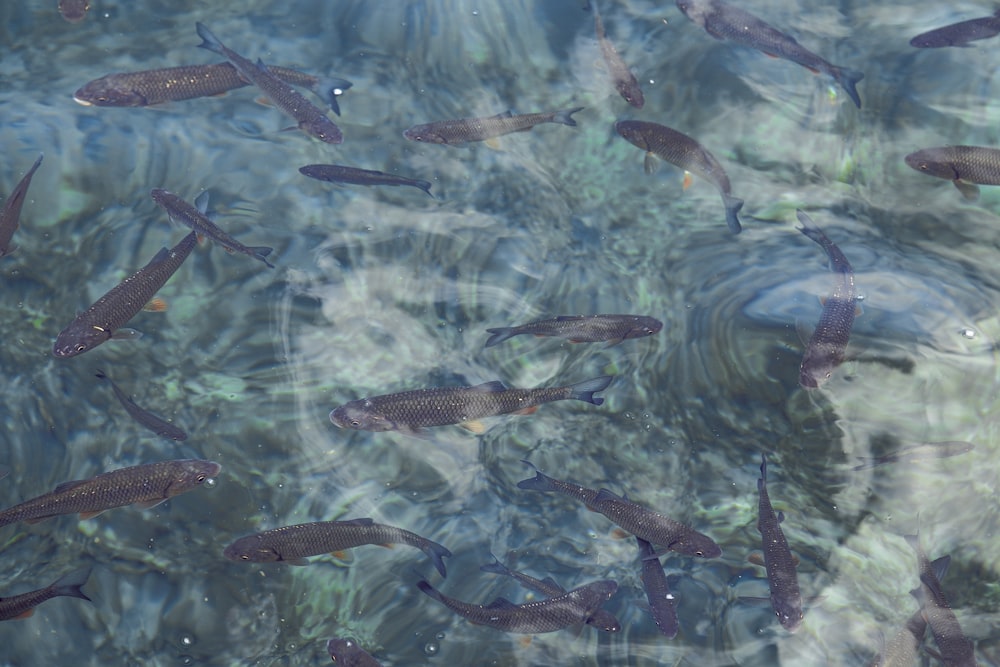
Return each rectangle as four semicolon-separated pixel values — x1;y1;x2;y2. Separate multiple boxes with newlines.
416;578;618;634
904;146;1000;202
58;0;90;23
484;314;662;348
756;454;803;632
94;369;188;441
150;189;274;268
195;22;343;144
636;536;679;638
479;553;621;632
299;164;433;197
326;638;382;667
868;555;950;667
74;63;352;115
403;107;584;145
852;441;974;471
0;568;92;621
796;210;856;389
905;534;977;667
329;375;612;436
0;154;43;259
675;0;863;108
52;231;197;358
516;461;721;558
223;518;452;577
614;120;743;234
0;459;220;529
593;2;644;108
911;10;1000;48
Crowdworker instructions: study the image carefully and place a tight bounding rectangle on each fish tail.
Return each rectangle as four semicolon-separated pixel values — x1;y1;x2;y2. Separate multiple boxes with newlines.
415;180;435;198
423;540;453;578
50;567;93;603
416;579;444;602
567;375;613;405
248;246;276;269
314;77;352;116
480;553;511;577
722;193;744;234
552;107;585;127
484;327;516;348
831;66;864;109
516;460;559;492
195;22;223;55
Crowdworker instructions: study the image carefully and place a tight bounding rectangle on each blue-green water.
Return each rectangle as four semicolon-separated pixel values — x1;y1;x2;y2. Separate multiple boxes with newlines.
2;1;1000;665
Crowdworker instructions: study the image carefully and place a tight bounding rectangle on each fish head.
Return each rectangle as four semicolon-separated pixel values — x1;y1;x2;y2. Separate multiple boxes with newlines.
675;0;710;26
771;591;804;632
402;126;448;144
326;638;367;663
587;609;622;632
73;80;148;107
672;533;723;559
329;401;394;431
223;536;282;563
613;121;651;152
799;346;841;389
625;316;664;340
53;322;113;358
164;459;221;497
904;150;958;181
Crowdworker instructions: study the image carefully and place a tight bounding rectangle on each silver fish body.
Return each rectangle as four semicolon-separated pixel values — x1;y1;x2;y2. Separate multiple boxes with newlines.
330;376;612;435
796;210;856;389
151;189;274;268
95;369;187;441
224;518;451;577
52;231;197;358
637;537;679;638
299;164;433;197
403;108;583;145
594;4;644;108
911;10;1000;48
417;578;617;633
195;22;343;143
326;638;382;667
905;145;1000;201
0;568;92;621
0;459;220;529
675;0;863;107
485;314;662;348
757;454;803;632
615;120;743;234
0;154;43;259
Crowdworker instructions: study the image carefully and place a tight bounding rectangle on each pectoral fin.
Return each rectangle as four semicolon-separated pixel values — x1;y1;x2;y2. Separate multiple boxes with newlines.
953;179;980;201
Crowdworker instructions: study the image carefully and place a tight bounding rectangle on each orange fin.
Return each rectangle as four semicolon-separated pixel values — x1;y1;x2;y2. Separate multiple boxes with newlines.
143;297;168;312
13;608;34;620
518;636;533;648
610;528;630;539
460;420;487;434
748;552;765;567
485;138;502;150
511;406;538;416
682;171;693;190
79;510;106;520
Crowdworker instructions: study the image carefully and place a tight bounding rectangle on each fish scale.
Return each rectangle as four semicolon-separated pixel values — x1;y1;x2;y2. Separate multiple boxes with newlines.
403;108;583;145
0;459;220;529
52;231;197;357
0;568;92;621
485;314;662;348
0;153;43;258
757;454;803;631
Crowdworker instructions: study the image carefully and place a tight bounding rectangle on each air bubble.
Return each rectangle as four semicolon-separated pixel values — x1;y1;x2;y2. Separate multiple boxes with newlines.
424;641;439;656
179;633;195;647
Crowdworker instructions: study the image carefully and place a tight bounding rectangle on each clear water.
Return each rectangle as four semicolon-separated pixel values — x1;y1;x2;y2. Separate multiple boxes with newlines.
2;1;999;665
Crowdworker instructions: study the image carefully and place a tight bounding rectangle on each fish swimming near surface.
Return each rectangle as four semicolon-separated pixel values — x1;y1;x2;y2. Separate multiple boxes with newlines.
0;154;43;259
0;459;220;529
615;120;743;234
593;2;644;108
904;145;1000;201
636;536;680;638
905;534;977;667
326;638;382;667
94;369;187;441
756;454;803;632
223;518;452;577
52;231;197;358
485;314;662;348
58;0;90;23
416;578;618;634
74;63;351;115
329;375;612;436
852;441;974;471
0;568;92;621
517;461;721;558
299;164;433;197
195;22;343;143
150;189;274;268
480;553;621;632
796;210;856;389
911;9;1000;48
403;107;584;145
675;0;864;108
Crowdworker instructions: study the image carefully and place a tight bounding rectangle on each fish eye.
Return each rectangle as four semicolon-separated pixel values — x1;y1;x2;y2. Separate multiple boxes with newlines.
240;554;250;560
196;474;207;483
919;163;929;170
695;549;704;556
75;344;86;352
350;419;361;427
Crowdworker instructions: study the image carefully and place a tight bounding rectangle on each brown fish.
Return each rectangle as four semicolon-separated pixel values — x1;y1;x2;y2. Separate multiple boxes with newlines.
299;164;433;197
0;568;92;621
485;314;662;348
594;3;644;108
74;63;351;115
757;454;803;632
0;459;220;529
905;145;1000;201
403;107;584;145
52;231;197;358
0;154;43;259
615;120;743;234
195;23;343;143
223;518;452;577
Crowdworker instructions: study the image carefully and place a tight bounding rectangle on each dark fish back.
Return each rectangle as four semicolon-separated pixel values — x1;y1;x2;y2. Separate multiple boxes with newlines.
911;12;1000;48
594;4;644;108
403;108;583;144
636;537;679;637
95;369;187;441
485;314;662;347
757;454;803;631
52;231;197;358
0;154;43;257
0;568;92;621
326;638;383;667
299;164;433;196
593;489;721;557
616;121;732;193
